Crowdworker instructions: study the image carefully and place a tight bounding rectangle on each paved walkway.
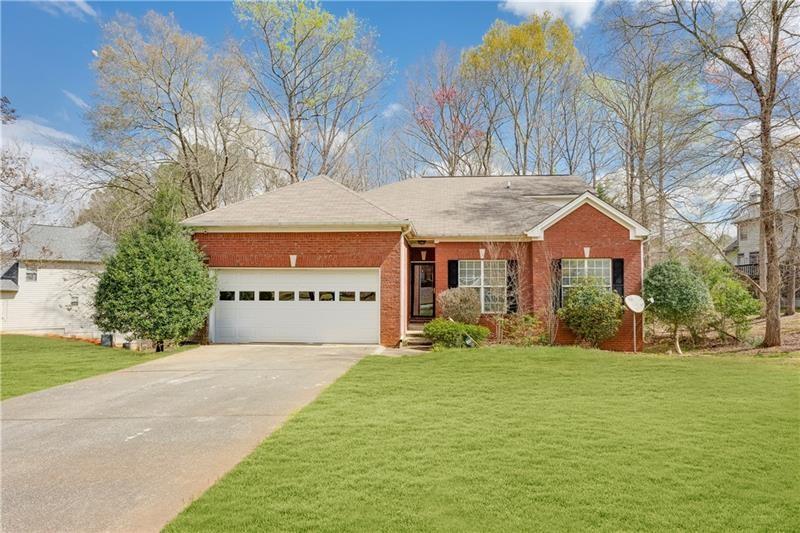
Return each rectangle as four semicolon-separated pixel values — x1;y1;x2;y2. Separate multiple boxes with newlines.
1;344;375;532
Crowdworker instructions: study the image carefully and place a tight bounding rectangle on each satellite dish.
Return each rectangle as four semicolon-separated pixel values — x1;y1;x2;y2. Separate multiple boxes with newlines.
625;294;645;313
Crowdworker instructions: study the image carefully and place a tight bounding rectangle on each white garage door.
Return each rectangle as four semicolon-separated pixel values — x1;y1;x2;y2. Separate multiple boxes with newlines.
211;269;380;344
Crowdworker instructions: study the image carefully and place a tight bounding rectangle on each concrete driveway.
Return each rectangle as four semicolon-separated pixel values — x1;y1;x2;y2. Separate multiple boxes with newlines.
1;344;376;533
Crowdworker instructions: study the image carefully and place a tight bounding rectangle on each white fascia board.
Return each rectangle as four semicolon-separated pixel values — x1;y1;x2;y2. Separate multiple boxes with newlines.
526;192;650;241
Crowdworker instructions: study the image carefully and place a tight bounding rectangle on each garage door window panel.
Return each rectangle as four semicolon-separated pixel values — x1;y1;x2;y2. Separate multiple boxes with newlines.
219;291;235;301
239;291;255;301
299;291;315;301
279;291;295;301
259;291;274;301
339;291;355;301
319;291;335;301
359;291;376;302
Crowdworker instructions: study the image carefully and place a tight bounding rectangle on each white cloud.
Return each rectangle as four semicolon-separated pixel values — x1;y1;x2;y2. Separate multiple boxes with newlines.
1;119;80;183
91;49;99;58
34;1;98;22
62;90;90;111
499;0;600;28
382;102;404;119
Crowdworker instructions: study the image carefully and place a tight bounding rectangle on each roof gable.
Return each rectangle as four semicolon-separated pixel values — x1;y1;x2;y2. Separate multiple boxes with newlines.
526;192;649;240
182;176;407;229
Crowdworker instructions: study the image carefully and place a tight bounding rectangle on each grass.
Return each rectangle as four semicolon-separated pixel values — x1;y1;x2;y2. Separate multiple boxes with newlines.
0;335;192;400
167;347;799;532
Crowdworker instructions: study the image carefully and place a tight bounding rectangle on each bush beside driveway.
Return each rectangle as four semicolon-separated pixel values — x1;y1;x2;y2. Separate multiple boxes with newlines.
167;347;799;532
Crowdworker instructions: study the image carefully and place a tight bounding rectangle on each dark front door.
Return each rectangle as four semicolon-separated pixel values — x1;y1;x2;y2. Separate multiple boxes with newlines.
411;263;435;318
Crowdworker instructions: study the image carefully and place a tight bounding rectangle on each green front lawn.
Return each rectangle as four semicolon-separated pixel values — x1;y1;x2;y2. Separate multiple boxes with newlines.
0;335;191;400
168;347;799;532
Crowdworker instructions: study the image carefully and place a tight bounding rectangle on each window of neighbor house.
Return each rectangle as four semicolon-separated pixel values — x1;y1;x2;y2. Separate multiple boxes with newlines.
458;260;506;313
25;267;37;282
739;229;748;241
737;253;745;265
749;252;759;265
561;258;612;302
70;296;79;307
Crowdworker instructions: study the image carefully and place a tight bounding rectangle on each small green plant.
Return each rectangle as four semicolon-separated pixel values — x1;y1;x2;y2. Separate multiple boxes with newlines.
423;318;490;349
495;314;544;346
688;255;761;341
644;260;712;354
557;279;624;347
437;287;482;324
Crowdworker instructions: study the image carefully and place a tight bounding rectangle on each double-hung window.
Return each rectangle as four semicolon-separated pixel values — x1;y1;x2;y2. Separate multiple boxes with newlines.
458;260;506;313
561;258;612;302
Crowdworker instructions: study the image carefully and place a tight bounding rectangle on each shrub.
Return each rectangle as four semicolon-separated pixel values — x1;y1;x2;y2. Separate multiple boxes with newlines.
94;188;215;351
438;287;482;324
423;318;490;349
688;255;761;341
556;279;624;347
495;313;544;346
644;260;711;354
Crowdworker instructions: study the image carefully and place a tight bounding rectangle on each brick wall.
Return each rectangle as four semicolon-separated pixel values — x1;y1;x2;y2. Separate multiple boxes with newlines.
530;203;644;351
194;231;403;346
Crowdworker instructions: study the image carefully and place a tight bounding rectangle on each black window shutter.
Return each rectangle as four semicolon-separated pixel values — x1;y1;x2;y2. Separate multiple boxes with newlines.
447;260;459;289
506;260;518;314
552;259;562;309
612;258;624;297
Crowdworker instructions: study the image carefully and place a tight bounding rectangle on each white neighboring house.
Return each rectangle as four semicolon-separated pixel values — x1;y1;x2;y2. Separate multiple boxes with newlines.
0;223;115;339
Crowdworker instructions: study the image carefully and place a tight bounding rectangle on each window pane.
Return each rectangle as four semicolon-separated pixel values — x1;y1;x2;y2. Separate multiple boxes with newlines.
484;261;506;286
483;287;506;313
279;291;295;301
359;291;376;302
458;260;481;287
561;259;612;288
339;291;355;302
26;271;37;282
259;291;274;301
239;291;255;301
298;291;315;301
319;291;335;301
219;291;235;301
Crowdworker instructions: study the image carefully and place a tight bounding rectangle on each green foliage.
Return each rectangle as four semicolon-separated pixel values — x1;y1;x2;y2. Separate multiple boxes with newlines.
94;188;215;347
557;279;624;347
423;318;490;349
438;287;482;324
688;255;761;340
495;313;544;346
644;260;711;353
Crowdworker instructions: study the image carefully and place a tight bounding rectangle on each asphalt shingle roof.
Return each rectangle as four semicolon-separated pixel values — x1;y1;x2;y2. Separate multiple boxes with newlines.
19;223;115;263
182;176;406;228
362;175;592;237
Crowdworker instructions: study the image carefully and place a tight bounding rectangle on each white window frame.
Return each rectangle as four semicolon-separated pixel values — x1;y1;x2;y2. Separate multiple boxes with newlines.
458;260;507;314
561;258;612;303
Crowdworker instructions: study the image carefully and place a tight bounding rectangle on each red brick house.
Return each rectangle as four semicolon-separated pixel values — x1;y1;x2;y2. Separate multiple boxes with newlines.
183;175;649;351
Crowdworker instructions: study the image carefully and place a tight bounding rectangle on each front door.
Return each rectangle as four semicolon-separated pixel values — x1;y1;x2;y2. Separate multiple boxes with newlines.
411;263;435;319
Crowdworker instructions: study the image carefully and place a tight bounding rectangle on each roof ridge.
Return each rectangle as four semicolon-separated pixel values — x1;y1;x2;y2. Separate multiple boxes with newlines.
317;175;406;222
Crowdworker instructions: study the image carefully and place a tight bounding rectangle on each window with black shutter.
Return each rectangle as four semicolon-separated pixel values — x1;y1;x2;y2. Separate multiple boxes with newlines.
612;259;624;298
506;260;518;313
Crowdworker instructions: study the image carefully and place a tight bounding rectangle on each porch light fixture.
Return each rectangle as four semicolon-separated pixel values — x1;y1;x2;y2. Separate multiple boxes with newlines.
421;251;427;261
290;254;297;267
583;247;591;258
479;248;486;259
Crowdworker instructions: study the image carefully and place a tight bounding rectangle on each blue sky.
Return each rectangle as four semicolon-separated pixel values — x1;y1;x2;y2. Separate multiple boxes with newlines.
1;0;607;180
1;1;609;134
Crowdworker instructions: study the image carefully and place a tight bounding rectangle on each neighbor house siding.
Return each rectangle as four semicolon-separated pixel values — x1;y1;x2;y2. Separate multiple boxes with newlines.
0;261;103;338
530;203;643;351
194;231;404;346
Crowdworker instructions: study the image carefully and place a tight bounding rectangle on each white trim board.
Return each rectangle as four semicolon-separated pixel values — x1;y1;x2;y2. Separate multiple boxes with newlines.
526;192;650;241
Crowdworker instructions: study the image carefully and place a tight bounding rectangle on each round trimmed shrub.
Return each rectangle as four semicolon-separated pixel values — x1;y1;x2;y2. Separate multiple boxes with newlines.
644;260;711;354
556;279;624;347
423;317;490;349
438;287;481;324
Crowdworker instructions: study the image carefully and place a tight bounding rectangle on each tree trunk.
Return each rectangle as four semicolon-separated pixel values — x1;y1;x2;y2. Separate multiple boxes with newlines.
155;340;164;353
786;265;796;316
657;125;666;262
673;324;682;355
760;112;781;347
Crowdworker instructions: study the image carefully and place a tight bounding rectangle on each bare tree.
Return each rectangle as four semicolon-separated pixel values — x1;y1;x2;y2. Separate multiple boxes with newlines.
630;0;799;346
235;0;388;183
71;11;263;218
